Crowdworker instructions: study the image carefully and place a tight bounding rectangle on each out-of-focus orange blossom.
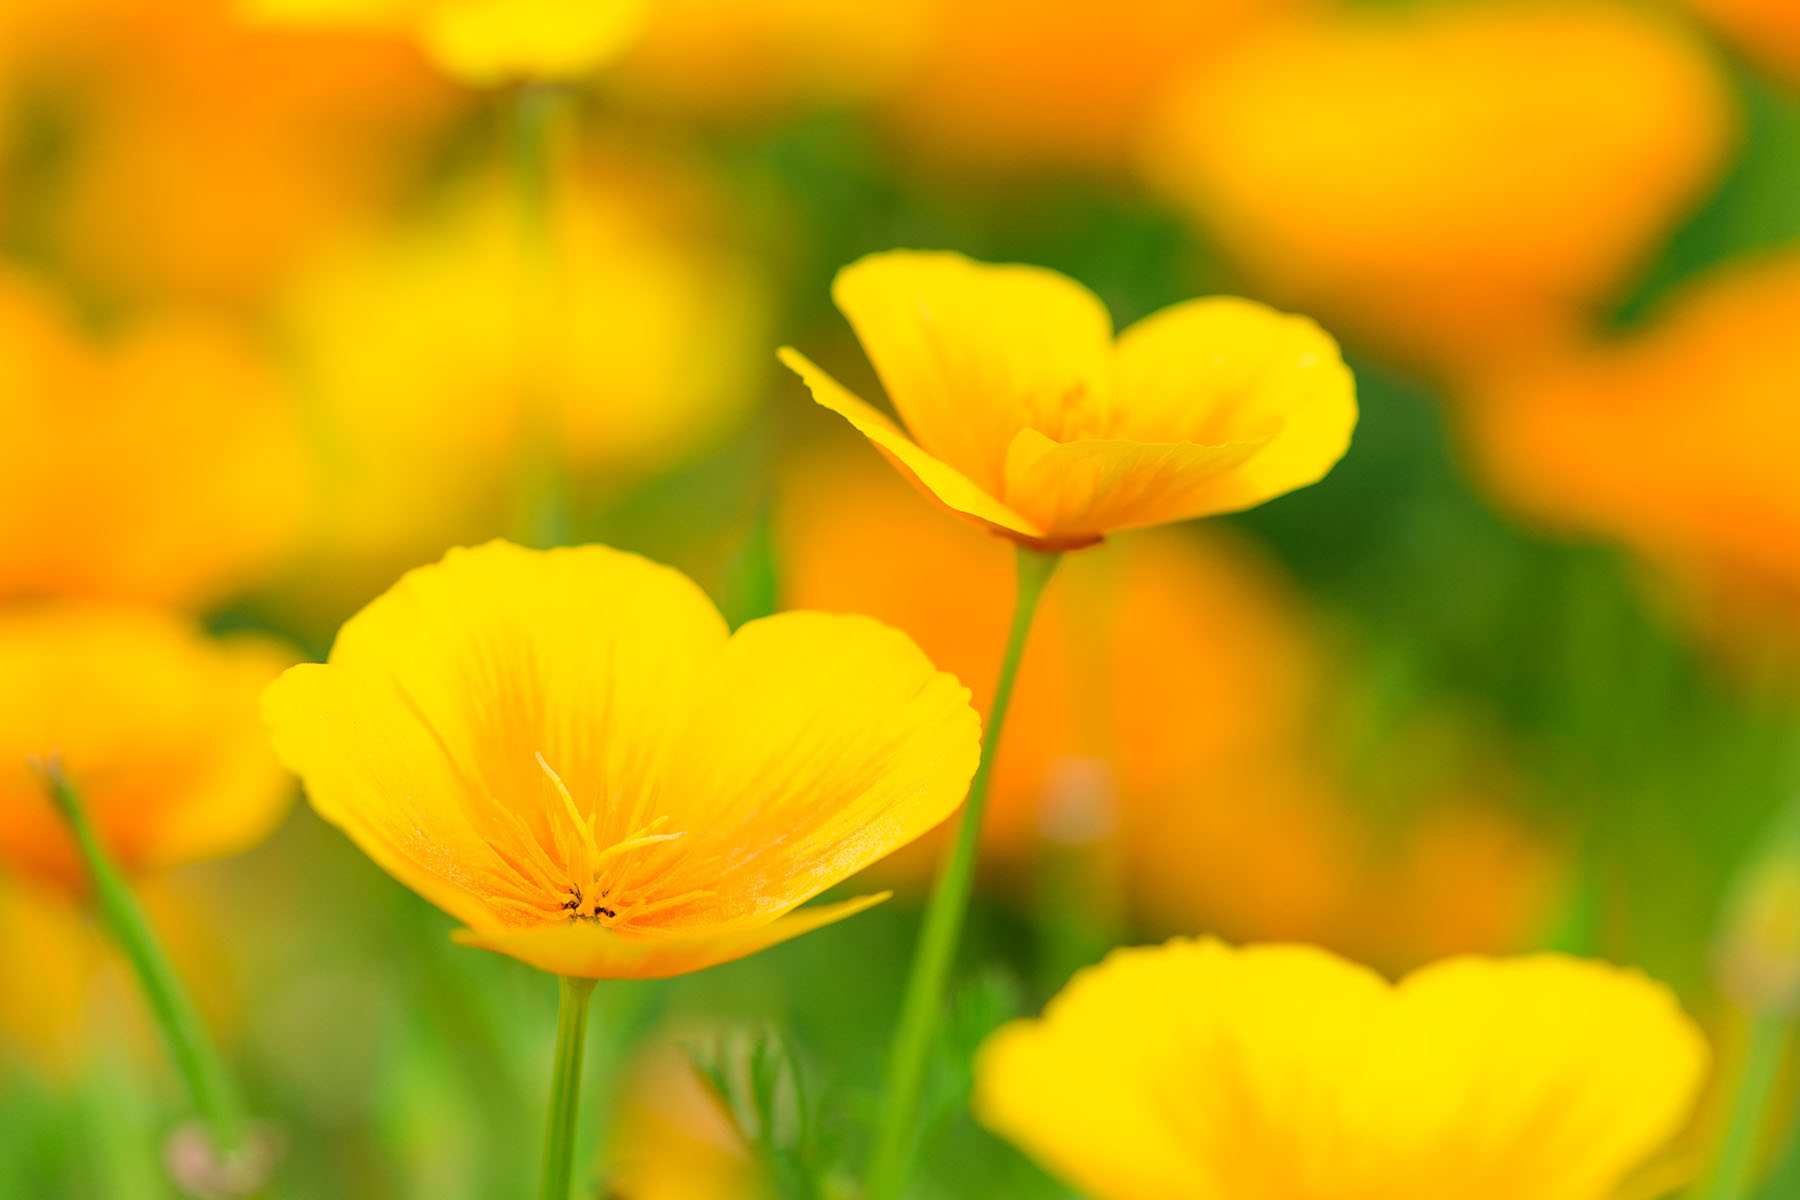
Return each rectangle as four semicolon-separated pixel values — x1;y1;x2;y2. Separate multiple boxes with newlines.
778;452;1556;966
273;149;771;615
0;269;311;609
881;0;1313;175
607;1039;763;1200
608;0;927;122
6;0;453;308
1680;0;1800;85
1146;1;1734;374
1465;251;1800;648
0;605;294;895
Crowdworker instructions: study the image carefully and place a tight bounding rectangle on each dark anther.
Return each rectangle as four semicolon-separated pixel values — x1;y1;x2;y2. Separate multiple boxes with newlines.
593;905;617;918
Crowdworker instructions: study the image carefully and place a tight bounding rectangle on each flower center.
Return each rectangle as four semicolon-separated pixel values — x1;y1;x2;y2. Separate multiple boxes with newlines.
530;752;710;929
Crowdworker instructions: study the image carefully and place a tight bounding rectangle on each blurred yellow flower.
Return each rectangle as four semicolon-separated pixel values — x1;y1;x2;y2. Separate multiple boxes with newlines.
0;605;294;894
263;540;981;979
251;0;647;84
1465;251;1800;643
1147;2;1733;373
780;250;1355;551
880;0;1310;174
780;453;1555;965
0;270;310;609
1680;0;1800;85
276;154;770;614
977;939;1709;1200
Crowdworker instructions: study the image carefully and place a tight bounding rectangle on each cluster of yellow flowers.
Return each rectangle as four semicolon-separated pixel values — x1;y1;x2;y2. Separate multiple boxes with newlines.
9;0;1800;1196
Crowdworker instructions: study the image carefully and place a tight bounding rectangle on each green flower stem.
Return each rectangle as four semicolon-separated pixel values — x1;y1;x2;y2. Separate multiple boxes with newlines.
866;546;1063;1200
1704;1013;1790;1200
512;82;575;549
39;760;247;1152
540;975;598;1200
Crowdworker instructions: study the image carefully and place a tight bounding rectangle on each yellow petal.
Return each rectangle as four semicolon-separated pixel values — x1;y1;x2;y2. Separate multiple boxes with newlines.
419;0;647;84
645;611;981;928
452;892;887;979
1112;297;1357;513
830;250;1114;493
779;347;1050;542
976;939;1708;1200
264;541;729;932
1000;426;1274;541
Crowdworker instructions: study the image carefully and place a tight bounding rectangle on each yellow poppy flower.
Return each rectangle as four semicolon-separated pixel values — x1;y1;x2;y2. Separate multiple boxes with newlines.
252;0;647;85
977;939;1709;1200
262;540;981;979
780;250;1355;551
0;605;295;893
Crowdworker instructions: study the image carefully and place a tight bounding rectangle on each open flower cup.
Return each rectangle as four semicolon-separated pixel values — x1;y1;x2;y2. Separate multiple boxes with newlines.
780;249;1357;552
262;539;981;979
977;938;1711;1200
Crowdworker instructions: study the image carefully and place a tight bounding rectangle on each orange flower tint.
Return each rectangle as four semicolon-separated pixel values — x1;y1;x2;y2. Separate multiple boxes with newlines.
1147;1;1733;373
881;0;1311;174
1680;0;1800;84
607;1038;761;1200
1464;251;1800;641
20;0;452;307
610;0;928;121
0;270;310;609
0;606;295;894
779;454;1556;966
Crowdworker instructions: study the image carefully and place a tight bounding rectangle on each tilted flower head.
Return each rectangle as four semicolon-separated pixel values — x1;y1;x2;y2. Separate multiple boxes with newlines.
251;0;647;85
262;540;980;979
976;938;1709;1200
0;605;295;892
780;250;1355;551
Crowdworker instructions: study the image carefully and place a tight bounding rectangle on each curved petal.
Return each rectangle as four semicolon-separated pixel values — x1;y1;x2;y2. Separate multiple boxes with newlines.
779;347;1049;542
831;250;1114;491
630;611;981;932
264;663;519;931
975;939;1707;1200
265;541;731;931
452;892;888;980
1113;298;1357;512
1001;426;1274;541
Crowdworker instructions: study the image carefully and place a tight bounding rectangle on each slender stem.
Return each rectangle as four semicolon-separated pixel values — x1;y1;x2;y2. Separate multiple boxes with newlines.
540;975;597;1200
38;760;246;1151
865;546;1063;1200
1704;1013;1790;1200
512;82;575;549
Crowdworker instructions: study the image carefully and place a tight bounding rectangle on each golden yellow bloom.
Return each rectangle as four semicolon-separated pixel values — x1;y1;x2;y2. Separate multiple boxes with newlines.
780;250;1355;551
607;1038;763;1200
274;155;770;616
1464;251;1800;640
1146;2;1732;373
977;939;1709;1200
0;605;295;893
263;540;980;979
252;0;647;84
0;269;310;608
